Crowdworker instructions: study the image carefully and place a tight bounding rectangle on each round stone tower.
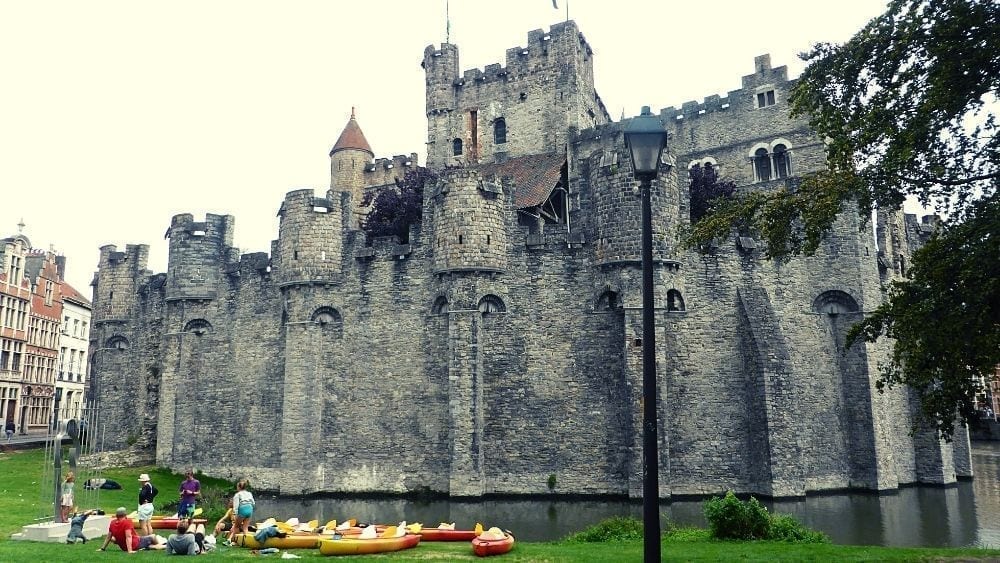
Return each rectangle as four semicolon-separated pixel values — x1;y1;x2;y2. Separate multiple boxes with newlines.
428;169;508;273
329;108;375;228
273;188;343;286
164;213;234;301
422;43;459;170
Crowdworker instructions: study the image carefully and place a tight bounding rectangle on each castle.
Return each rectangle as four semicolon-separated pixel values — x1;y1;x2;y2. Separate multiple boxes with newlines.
90;20;971;498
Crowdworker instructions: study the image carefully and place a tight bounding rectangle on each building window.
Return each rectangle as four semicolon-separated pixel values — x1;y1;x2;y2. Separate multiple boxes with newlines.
431;296;449;315
478;295;506;315
44;281;54;306
667;289;686;312
773;144;790;178
453;138;463;156
757;90;776;108
184;319;212;336
596;290;620;311
753;148;771;182
494;118;507;144
812;290;860;315
106;336;129;350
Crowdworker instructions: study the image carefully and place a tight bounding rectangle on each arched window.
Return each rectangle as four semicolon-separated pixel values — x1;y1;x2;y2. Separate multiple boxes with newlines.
183;319;211;336
596;290;620;311
311;307;342;328
753;148;771;182
773;144;790;179
667;289;685;312
105;336;129;350
452;138;463;156
493;118;507;144
478;295;506;315
812;290;860;316
431;296;449;315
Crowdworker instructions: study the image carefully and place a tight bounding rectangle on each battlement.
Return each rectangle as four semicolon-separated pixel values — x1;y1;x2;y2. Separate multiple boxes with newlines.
653;54;792;122
98;243;150;271
165;213;235;247
363;153;420;188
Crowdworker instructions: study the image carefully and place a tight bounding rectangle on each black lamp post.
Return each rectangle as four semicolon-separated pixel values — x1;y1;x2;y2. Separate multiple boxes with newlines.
624;105;668;563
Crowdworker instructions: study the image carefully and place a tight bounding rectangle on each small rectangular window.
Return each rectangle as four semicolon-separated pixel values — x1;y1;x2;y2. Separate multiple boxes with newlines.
757;90;776;108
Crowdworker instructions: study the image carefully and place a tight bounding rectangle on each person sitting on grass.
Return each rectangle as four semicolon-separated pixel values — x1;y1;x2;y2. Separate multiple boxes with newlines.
166;518;208;555
97;507;165;553
66;508;101;544
213;497;235;536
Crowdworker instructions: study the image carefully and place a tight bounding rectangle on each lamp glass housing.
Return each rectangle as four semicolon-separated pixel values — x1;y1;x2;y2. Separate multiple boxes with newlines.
624;106;667;179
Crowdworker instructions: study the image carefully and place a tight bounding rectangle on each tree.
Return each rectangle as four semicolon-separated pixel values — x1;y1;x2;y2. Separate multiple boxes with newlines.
361;168;436;243
686;0;1000;438
688;163;736;223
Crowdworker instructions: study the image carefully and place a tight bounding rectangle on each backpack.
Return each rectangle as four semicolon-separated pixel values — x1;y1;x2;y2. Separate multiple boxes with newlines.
150;484;159;498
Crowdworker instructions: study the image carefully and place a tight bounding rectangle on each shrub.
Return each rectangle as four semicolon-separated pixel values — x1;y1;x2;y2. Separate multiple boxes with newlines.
564;516;644;543
767;514;830;543
703;491;770;540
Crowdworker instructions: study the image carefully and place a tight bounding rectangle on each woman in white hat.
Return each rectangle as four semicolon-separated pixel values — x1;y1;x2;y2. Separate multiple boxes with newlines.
137;473;157;536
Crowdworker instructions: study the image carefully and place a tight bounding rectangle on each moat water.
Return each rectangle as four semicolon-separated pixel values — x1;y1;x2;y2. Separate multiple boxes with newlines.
264;442;1000;547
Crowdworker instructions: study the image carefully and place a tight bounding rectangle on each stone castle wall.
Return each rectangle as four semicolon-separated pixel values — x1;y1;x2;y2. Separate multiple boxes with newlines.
88;21;970;498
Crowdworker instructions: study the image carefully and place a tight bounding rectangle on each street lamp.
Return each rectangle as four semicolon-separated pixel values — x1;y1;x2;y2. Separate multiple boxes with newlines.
624;105;668;563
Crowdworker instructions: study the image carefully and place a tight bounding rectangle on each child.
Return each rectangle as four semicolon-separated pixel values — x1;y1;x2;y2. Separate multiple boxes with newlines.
66;508;100;544
60;472;75;523
227;479;255;543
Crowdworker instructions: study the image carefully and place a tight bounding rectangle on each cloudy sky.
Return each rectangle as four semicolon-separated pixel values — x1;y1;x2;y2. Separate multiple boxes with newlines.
1;0;888;293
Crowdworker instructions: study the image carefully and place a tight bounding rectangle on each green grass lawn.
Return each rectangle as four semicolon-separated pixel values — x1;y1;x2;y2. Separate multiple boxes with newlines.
1;447;998;562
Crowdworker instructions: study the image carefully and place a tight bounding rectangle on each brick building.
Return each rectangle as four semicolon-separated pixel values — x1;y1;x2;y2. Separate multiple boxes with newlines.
0;233;30;432
91;21;970;498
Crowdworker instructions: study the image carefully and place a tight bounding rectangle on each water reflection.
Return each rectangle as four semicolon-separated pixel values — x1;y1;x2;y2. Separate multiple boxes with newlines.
262;443;1000;547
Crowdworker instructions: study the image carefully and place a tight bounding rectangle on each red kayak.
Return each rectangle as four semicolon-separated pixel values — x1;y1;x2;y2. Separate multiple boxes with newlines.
132;518;207;530
419;528;478;541
472;533;515;557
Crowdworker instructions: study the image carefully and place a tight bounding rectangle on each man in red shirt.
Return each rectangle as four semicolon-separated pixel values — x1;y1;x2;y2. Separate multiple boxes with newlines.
97;507;164;553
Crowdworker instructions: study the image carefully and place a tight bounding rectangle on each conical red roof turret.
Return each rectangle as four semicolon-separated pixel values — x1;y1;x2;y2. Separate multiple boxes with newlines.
329;107;374;157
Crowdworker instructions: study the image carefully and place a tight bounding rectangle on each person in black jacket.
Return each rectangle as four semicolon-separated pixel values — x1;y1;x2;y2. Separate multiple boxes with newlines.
137;473;158;536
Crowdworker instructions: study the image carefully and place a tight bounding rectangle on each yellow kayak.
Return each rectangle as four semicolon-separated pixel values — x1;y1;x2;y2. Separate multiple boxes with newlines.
318;533;420;556
233;532;321;549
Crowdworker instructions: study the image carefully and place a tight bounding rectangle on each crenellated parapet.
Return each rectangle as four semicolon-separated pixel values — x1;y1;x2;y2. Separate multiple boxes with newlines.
164;213;235;302
362;153;420;188
428;169;510;273
93;243;149;322
273;188;344;287
423;20;609;170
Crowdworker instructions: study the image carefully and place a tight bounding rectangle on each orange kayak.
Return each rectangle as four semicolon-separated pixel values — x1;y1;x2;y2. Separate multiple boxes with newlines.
472;533;515;557
318;533;420;556
419;528;478;541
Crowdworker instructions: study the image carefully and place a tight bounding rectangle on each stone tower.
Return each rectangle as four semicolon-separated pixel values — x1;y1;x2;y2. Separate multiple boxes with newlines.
422;20;611;170
429;170;509;274
329;108;375;228
273;189;344;286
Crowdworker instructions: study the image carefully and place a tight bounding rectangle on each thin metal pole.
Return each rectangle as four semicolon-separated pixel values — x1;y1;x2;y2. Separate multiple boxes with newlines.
640;176;660;563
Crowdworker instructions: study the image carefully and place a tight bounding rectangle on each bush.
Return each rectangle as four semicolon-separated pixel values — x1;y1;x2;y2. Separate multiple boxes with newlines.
703;491;770;540
767;514;829;543
564;516;644;543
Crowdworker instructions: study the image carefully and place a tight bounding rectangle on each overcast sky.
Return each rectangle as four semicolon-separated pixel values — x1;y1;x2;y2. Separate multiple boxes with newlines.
1;0;889;293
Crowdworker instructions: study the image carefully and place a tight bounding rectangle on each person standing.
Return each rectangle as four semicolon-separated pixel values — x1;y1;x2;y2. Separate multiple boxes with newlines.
177;469;201;518
60;472;75;523
4;420;14;442
97;507;164;553
227;479;255;544
137;473;157;536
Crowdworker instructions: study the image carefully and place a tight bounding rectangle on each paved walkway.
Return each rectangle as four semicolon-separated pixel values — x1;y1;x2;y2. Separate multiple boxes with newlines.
2;433;69;450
